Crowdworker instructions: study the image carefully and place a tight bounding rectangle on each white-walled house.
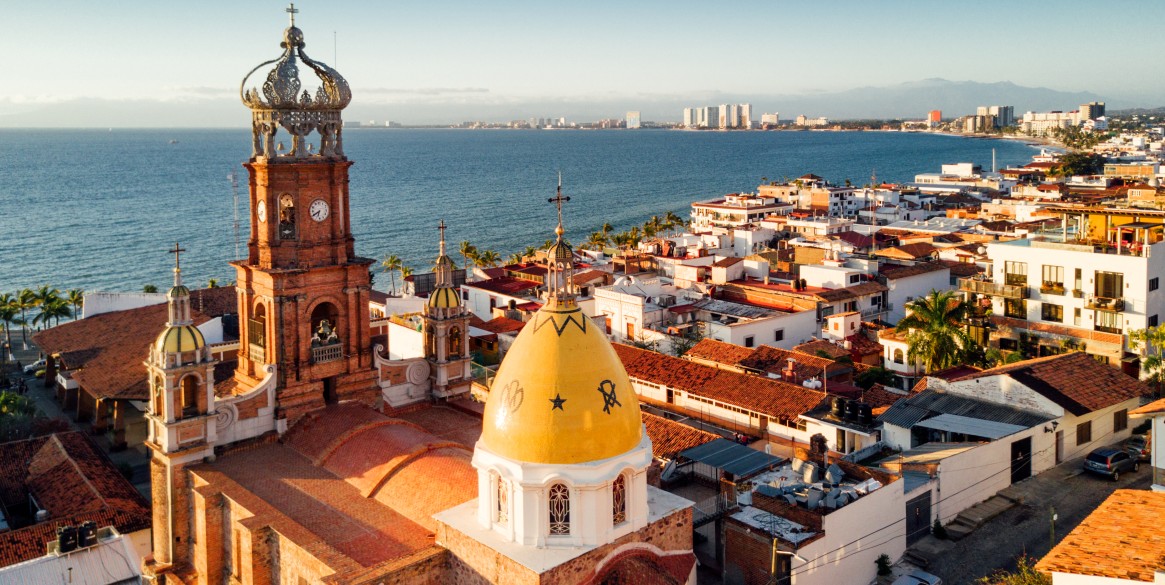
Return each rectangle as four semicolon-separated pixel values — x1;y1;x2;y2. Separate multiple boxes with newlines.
460;277;541;320
880;262;952;324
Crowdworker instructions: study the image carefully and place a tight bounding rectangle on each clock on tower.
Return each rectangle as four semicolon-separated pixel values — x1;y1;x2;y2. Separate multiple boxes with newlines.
231;9;378;423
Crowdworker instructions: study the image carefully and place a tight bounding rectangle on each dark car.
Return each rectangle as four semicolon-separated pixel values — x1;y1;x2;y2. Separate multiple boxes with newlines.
1125;434;1151;462
1084;447;1139;481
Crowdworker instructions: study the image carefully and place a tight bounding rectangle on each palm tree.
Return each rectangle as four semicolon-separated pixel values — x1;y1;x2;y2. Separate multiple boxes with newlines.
66;289;84;321
458;241;477;270
477;250;501;268
15;289;36;349
400;266;414;280
143;284;158;293
601;223;614;238
380;254;403;295
0;297;17;360
36;298;71;328
896;290;977;374
1130;324;1165;396
586;232;608;251
207;278;219;288
507;252;525;265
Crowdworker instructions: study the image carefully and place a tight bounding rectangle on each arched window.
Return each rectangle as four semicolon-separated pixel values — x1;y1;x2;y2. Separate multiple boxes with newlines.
494;472;508;525
893;349;904;364
449;327;462;357
180;375;198;417
612;473;627;525
153;377;165;416
278;193;296;239
548;483;570;536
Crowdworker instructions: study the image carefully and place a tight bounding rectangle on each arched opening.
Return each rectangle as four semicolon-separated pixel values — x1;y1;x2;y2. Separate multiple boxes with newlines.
612;473;627;525
179;375;198;417
153;376;165;416
448;326;462;358
492;471;508;526
248;304;268;363
893;348;905;364
278;193;297;239
548;483;570;536
310;302;342;364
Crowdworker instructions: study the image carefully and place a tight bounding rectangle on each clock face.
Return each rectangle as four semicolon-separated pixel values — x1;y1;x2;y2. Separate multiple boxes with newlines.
309;199;330;222
256;200;267;223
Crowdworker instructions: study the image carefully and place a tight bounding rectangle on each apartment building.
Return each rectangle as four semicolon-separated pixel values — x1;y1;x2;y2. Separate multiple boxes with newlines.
691;193;790;230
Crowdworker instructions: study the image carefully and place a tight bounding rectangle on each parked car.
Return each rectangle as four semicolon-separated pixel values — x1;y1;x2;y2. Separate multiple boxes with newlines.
1125;434;1151;462
23;358;45;374
892;570;943;585
1084;447;1139;481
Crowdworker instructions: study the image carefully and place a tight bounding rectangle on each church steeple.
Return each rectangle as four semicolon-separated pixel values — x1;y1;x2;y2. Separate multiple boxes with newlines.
423;220;472;401
546;174;575;302
165;242;193;327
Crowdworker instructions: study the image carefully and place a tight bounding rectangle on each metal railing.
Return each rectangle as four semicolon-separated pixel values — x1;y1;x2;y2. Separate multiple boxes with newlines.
958;277;1030;299
311;344;343;364
1085;295;1125;312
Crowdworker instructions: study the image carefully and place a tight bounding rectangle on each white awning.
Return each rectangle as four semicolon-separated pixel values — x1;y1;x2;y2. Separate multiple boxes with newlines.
914;413;1028;440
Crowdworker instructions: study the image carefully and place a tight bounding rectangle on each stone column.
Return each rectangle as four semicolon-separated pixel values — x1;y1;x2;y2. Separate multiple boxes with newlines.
76;388;95;423
93;399;111;434
112;401;128;451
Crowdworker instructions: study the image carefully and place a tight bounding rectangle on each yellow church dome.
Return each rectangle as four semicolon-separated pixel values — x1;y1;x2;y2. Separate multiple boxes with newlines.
481;297;642;464
428;286;461;309
155;325;206;354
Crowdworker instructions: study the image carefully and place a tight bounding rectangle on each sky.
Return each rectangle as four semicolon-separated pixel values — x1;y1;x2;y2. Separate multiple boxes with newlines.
2;0;1163;126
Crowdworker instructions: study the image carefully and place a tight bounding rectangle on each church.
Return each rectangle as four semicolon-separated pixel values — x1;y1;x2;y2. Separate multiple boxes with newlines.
141;8;696;585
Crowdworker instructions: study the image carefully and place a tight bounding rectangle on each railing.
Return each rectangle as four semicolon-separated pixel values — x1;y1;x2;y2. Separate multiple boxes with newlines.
248;343;267;364
692;491;738;528
842;441;886;463
958;278;1030;299
311;343;343;364
1085;295;1125;312
1039;283;1066;295
860;305;886;318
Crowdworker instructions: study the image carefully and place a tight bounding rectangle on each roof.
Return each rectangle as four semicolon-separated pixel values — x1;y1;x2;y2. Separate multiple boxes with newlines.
0;432;151;569
791;340;849;360
814;281;888;302
940;259;985;278
951;352;1152;416
677;439;784;478
877;243;937;260
1131;397;1165;416
683;338;755;368
0;532;141;583
463;276;541;296
740;345;846;380
193;403;476;581
642;413;720;460
711;257;744;268
33;302;214;401
1036;490;1165;582
615;344;827;423
571;268;608;285
877;389;1054;430
475;316;526;335
913;413;1028;440
879;262;949;280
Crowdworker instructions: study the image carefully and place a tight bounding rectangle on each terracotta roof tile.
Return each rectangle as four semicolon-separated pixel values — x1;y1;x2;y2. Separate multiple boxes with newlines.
879;262;949;280
952;352;1151;415
1036;490;1165;581
615;344;826;423
1132;397;1165;416
683;339;755;367
463;276;540;295
739;344;847;381
476;316;527;335
877;243;937;260
642;413;720;460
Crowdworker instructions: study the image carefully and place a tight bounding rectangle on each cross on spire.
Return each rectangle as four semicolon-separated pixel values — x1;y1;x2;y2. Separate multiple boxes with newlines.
286;2;299;26
547;172;571;238
437;219;447;256
169;242;186;271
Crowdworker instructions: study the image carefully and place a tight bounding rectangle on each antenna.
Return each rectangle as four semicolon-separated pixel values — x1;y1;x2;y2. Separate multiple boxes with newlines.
992;148;997;174
228;170;240;260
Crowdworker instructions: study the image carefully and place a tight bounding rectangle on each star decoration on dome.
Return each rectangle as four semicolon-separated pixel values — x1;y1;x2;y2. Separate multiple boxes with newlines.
597;380;621;414
549;393;567;411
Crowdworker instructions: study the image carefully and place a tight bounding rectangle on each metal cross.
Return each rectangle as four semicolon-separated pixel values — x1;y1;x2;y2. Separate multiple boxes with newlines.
547;172;571;229
169;242;186;271
437;219;447;254
286;2;299;26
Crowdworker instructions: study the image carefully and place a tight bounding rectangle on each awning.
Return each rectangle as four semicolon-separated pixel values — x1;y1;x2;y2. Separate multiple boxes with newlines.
914;413;1028;440
678;438;785;478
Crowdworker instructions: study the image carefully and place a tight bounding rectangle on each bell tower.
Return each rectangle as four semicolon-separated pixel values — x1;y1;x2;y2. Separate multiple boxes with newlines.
232;6;377;423
423;220;473;400
143;244;217;581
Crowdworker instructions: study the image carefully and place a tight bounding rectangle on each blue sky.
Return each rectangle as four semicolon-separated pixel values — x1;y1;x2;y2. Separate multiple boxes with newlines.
3;0;1162;125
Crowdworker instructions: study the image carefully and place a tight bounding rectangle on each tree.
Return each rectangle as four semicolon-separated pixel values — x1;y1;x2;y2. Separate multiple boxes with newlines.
477;249;501;268
15;289;36;348
507;252;525;265
855;367;896;390
977;556;1051;585
458;241;478;270
1052;152;1105;177
66;289;84;320
1130;324;1165;396
143;284;158;293
586;231;608;251
207;278;219;288
400;266;414;280
381;254;403;295
896;290;978;373
667;326;705;357
0;296;17;359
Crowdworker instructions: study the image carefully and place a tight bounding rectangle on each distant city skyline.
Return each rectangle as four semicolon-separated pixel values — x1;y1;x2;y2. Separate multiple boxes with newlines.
3;0;1163;127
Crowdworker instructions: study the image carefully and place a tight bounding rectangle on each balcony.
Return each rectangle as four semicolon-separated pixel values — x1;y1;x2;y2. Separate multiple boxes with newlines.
1039;282;1066;296
958;278;1030;299
1086;295;1126;312
311;343;343;364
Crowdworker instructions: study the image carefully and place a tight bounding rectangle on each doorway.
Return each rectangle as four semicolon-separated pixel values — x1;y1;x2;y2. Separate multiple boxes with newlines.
905;492;932;545
323;377;338;405
1011;437;1032;484
1055;430;1064;464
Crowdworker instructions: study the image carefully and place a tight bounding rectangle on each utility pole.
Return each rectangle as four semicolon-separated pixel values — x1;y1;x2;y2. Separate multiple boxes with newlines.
1050;506;1057;546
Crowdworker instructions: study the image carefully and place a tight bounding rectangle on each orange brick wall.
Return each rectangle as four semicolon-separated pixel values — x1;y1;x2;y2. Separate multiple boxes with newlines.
723;519;785;585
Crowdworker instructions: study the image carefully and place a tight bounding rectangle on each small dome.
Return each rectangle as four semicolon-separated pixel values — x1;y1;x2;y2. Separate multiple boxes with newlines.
155;325;205;354
481;298;642;464
428;287;461;309
168;284;190;298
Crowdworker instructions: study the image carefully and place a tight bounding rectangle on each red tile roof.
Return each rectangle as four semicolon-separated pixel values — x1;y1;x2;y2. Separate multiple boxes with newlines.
879;262;949;280
0;432;151;568
877;243;937;260
683;338;756;367
1131;397;1165;416
642;413;720;460
463;276;540;295
739;344;847;381
1036;490;1165;582
615;344;826;423
712;257;744;268
476;316;527;335
952;352;1151;416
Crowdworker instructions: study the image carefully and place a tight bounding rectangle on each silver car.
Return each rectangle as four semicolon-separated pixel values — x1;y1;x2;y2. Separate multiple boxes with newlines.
892;570;943;585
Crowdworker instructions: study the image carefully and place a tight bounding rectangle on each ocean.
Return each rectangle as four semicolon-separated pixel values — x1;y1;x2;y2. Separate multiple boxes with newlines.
0;128;1038;294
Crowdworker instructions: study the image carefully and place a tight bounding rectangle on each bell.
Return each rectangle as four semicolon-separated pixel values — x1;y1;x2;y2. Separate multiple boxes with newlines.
276;141;286;152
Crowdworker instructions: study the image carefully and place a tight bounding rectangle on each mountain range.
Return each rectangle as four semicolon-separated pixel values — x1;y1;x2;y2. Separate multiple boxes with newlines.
0;79;1143;127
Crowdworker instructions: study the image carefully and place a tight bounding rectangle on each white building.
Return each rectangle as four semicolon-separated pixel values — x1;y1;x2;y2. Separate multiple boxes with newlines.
626;110;641;129
691;193;789;230
880;263;952;324
760;112;779;126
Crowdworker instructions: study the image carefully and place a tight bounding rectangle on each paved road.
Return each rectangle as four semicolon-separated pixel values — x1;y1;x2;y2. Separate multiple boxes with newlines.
922;456;1150;584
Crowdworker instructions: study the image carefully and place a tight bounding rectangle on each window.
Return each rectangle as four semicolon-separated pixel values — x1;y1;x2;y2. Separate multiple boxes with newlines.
1041;303;1063;323
1074;308;1081;326
1095;310;1122;334
448;327;463;357
844;301;857;312
1077;420;1092;446
1152;277;1160;292
1151;315;1160;328
893;349;904;364
1114;409;1128;433
180;375;198;417
612;474;627;525
744;336;755;348
548;483;570;536
872;296;882;306
849;274;861;284
1095;271;1124;299
774;330;784;342
1074;268;1083;293
1004;261;1028;286
1041;265;1064;292
1004;298;1027;319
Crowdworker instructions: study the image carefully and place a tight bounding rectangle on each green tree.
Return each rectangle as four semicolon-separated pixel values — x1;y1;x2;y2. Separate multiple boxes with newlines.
458;241;478;270
143;284;158;293
586;231;608;251
477;249;501;268
1130;324;1165;396
35;297;71;328
855;367;896;390
66;289;84;320
1052;152;1105;177
0;296;17;359
207;278;219;288
400;266;414;280
977;556;1051;585
667;326;705;357
380;254;403;295
896;290;978;373
507;252;525;265
15;289;36;348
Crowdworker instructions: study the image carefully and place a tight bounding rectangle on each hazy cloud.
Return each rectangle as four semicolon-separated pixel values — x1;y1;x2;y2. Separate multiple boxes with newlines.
362;87;490;96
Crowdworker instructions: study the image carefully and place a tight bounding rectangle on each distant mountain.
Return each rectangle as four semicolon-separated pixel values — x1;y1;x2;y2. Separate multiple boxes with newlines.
757;78;1109;120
